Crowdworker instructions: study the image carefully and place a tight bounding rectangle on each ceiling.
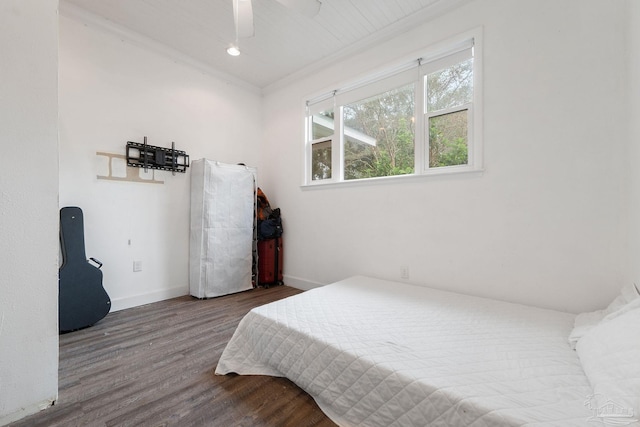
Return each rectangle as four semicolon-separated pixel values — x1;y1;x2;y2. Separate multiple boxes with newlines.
59;0;473;91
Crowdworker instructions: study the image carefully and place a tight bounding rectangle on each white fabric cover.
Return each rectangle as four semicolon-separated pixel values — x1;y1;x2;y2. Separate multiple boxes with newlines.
569;283;640;349
216;276;595;426
575;306;640;426
189;160;255;298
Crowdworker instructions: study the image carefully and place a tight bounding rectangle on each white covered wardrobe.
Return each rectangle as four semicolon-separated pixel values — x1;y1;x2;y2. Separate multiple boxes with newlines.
189;160;256;298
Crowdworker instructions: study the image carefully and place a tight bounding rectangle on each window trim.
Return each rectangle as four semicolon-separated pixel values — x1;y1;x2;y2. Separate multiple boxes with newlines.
302;28;483;188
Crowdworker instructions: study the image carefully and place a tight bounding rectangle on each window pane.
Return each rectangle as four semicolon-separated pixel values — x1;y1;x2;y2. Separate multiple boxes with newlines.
342;84;415;180
312;140;332;180
426;58;473;112
429;110;468;168
311;110;335;140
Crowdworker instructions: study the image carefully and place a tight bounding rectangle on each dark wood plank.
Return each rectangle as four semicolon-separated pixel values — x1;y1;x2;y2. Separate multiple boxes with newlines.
8;286;337;427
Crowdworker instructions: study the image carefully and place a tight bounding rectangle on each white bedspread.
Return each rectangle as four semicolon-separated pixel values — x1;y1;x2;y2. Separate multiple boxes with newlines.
216;276;596;426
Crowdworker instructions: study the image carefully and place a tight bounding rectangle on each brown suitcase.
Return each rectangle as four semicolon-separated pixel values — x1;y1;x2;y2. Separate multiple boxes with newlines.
257;237;283;287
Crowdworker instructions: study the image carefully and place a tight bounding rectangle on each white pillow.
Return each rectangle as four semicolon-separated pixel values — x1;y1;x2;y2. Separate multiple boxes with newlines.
603;297;640;322
568;311;605;349
568;283;640;349
605;282;640;313
575;307;640;424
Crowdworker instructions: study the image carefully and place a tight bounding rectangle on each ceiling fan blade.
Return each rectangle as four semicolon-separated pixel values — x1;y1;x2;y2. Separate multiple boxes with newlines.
233;0;254;38
274;0;322;18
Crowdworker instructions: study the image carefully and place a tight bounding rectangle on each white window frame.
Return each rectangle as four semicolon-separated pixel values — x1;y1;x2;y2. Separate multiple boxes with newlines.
303;28;483;187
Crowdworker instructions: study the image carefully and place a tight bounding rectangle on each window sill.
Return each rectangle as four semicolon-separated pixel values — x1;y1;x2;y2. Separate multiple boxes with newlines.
301;167;484;190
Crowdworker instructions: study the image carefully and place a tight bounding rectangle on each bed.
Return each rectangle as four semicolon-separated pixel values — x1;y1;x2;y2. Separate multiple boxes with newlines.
216;276;640;427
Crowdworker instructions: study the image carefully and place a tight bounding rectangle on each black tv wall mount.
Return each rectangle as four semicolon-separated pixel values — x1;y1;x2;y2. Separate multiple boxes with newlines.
126;136;189;175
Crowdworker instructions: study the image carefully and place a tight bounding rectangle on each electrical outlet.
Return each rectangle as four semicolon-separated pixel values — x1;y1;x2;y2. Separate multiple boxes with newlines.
400;265;409;279
133;260;142;272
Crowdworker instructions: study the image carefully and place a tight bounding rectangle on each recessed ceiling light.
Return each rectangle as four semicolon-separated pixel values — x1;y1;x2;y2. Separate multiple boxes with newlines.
227;46;240;56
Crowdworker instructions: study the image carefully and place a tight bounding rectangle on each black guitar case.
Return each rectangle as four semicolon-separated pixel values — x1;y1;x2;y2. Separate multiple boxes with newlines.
59;207;111;333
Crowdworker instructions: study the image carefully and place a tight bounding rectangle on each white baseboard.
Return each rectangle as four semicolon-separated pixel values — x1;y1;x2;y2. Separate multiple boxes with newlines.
109;285;188;312
283;275;325;291
0;398;55;426
109;278;323;311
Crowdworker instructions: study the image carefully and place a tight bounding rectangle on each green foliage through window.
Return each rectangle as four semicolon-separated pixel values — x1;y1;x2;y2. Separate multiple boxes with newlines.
343;84;415;180
429;110;468;168
311;140;332;180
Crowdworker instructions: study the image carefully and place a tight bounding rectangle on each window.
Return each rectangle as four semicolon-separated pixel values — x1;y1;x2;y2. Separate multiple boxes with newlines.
304;33;481;185
309;109;334;180
343;83;415;180
425;52;474;169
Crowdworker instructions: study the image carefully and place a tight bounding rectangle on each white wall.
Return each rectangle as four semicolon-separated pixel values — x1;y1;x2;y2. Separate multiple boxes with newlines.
0;0;59;424
262;0;629;313
59;14;263;311
628;0;640;285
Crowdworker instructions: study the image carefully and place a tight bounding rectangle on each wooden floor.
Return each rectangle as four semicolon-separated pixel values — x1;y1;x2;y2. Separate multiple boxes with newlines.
9;286;337;427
